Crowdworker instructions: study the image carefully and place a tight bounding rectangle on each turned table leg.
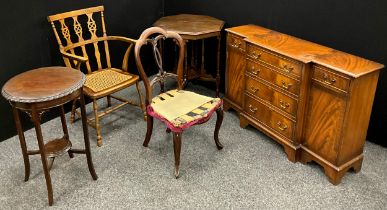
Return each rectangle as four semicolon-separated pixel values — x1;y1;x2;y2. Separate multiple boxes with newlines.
12;106;31;182
31;106;54;206
79;90;98;180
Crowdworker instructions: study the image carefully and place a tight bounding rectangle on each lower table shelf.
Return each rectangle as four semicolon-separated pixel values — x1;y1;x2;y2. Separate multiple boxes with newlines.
44;137;72;158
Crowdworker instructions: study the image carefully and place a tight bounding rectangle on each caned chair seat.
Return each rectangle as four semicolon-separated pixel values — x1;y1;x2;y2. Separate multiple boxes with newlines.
148;89;222;132
83;68;139;98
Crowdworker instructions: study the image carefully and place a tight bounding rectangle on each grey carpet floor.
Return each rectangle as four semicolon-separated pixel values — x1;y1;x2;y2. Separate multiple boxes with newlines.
0;82;386;209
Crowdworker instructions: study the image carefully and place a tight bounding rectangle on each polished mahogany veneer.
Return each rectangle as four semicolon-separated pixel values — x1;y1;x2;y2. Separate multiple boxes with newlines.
224;24;384;185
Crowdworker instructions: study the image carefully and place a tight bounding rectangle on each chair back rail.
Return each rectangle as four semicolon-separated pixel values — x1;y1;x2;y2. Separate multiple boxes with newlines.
135;27;185;105
48;6;113;73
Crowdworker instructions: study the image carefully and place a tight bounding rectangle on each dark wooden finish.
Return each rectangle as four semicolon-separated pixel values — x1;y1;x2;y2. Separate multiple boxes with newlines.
173;132;182;178
154;14;225;97
225;25;384;185
48;6;146;146
1;67;98;205
214;109;224;150
135;27;223;177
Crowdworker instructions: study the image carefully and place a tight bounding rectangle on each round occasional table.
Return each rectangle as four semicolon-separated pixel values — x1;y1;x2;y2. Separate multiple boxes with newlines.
154;14;225;97
1;66;98;206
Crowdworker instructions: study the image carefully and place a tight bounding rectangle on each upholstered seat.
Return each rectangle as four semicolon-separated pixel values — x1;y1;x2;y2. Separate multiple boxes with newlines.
135;27;224;178
148;89;222;132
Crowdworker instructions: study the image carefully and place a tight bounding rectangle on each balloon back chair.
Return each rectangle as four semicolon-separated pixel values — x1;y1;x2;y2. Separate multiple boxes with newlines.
47;6;146;146
134;27;224;178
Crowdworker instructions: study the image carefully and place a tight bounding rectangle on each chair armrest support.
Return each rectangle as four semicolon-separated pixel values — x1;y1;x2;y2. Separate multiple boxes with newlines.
60;50;88;70
60;50;88;63
107;36;137;72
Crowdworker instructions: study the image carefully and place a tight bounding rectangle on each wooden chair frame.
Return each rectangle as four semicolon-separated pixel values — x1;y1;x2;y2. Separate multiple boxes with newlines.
135;27;223;177
48;6;146;146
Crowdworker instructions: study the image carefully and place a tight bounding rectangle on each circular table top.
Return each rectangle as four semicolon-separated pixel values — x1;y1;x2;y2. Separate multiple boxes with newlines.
2;66;85;103
153;14;224;37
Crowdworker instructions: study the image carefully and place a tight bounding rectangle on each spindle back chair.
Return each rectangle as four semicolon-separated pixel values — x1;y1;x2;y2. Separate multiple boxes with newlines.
48;6;145;146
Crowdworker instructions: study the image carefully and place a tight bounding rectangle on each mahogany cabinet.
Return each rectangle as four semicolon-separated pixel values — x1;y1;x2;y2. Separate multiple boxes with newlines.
224;25;384;185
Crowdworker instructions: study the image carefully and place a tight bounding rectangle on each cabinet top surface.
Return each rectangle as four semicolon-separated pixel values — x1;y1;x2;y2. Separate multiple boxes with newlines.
226;25;384;77
154;14;224;36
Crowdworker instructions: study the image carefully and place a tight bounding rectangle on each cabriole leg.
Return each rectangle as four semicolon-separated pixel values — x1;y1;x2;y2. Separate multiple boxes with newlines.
143;113;154;147
214;107;224;150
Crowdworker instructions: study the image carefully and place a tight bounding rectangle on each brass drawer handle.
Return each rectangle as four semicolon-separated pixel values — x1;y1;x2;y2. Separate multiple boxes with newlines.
250;66;261;75
250;86;259;93
231;39;242;48
248;104;258;113
277;121;288;131
251;51;262;59
281;80;293;90
282;64;294;73
323;73;337;85
279;99;290;109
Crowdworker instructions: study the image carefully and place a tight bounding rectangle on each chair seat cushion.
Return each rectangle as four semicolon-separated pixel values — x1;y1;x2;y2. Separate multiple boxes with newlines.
147;89;222;132
84;69;133;92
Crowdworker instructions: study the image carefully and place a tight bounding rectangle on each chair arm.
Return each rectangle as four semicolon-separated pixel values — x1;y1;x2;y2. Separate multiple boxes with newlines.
60;50;88;70
60;50;88;63
106;36;137;44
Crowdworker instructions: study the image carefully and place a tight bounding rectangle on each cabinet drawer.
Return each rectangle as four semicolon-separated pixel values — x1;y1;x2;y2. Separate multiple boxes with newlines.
244;94;271;126
245;75;273;102
245;75;298;116
247;60;300;96
246;59;275;82
270;110;295;139
244;94;294;140
312;65;350;92
274;73;300;95
247;43;302;77
227;34;245;51
272;91;298;117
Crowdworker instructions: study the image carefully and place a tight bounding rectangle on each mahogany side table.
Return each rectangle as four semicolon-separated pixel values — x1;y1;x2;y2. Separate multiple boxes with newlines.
154;14;225;96
1;66;98;206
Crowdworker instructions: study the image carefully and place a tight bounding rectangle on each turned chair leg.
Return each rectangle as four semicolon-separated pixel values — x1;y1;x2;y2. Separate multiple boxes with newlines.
173;132;182;178
135;81;147;121
214;107;224;150
92;99;103;147
143;113;154;147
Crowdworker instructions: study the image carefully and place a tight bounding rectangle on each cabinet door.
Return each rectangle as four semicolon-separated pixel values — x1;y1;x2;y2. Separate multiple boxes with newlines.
303;84;346;164
225;36;246;109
